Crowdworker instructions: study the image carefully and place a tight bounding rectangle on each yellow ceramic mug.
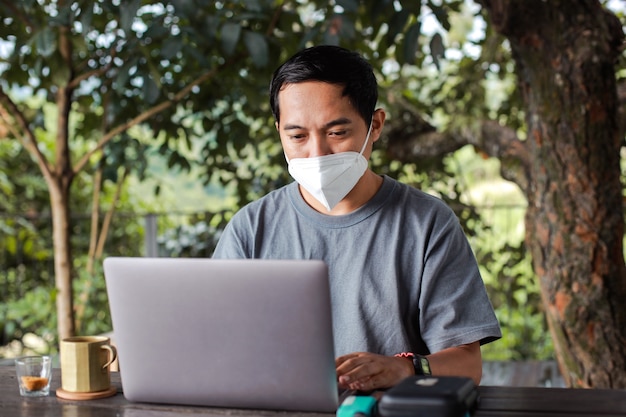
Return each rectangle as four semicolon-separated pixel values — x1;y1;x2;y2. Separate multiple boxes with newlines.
60;336;117;393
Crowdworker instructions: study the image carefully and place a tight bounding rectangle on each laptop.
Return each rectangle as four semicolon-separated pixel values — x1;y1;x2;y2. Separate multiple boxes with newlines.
103;257;339;412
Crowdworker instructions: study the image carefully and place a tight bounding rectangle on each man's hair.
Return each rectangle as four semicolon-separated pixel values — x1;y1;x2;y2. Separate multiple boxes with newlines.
269;45;378;125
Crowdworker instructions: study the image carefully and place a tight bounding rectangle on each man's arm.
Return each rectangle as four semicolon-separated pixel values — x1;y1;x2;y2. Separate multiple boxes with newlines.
335;341;482;391
427;341;482;384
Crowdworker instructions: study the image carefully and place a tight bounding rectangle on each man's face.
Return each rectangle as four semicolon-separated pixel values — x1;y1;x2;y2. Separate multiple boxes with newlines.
275;81;379;160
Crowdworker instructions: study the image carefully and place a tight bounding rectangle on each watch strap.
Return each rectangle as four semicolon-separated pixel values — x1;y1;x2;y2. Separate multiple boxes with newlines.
394;352;432;376
412;354;432;375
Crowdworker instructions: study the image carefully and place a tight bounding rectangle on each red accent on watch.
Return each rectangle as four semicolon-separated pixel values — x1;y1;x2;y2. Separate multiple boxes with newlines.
394;352;431;376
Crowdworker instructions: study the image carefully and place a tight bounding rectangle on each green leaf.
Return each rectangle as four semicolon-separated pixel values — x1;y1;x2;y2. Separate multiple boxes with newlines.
299;26;321;49
204;15;221;40
243;0;262;12
402;22;421;65
221;22;241;56
429;3;452;31
170;0;197;20
337;15;356;39
336;0;359;13
386;10;410;46
397;0;421;15
79;3;94;31
243;31;268;68
35;27;56;57
50;4;72;26
161;37;183;60
143;74;160;104
430;32;445;70
120;0;141;35
114;56;138;93
144;23;169;39
114;69;130;93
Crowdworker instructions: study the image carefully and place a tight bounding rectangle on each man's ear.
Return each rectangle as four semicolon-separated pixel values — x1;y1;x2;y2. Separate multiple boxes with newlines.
371;108;386;143
275;121;279;131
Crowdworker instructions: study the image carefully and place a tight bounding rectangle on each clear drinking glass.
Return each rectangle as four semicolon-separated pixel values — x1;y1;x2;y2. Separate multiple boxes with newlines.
15;355;52;397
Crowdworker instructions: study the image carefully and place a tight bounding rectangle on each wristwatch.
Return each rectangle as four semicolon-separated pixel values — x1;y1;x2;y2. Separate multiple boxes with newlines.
412;354;432;376
395;352;432;376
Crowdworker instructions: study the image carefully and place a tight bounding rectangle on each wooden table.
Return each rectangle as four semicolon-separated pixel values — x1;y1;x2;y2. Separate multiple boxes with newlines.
1;366;625;416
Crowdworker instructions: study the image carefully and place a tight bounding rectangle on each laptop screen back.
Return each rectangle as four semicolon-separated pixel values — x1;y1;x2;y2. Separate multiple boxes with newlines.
103;257;338;412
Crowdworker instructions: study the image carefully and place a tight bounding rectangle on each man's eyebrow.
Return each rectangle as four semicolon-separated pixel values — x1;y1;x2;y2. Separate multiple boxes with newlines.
282;123;304;131
282;118;353;131
325;117;352;128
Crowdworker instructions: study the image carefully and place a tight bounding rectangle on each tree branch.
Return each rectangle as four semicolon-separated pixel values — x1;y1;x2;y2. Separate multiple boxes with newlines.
0;87;53;179
386;108;531;194
73;54;243;174
95;167;128;259
474;120;530;194
68;55;115;90
54;19;75;180
0;104;21;141
74;0;285;175
266;1;284;36
86;167;102;275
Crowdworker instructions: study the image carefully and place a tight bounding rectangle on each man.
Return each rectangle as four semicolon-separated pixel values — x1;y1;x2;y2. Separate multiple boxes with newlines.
213;45;501;391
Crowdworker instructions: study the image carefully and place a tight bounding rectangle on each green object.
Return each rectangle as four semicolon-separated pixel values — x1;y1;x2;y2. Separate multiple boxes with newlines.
337;395;377;417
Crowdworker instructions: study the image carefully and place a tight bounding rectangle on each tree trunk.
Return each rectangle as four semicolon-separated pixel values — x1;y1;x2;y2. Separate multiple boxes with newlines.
478;0;626;388
48;176;75;341
52;22;76;341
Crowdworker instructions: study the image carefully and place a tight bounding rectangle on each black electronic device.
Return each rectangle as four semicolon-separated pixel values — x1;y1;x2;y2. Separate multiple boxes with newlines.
377;376;478;417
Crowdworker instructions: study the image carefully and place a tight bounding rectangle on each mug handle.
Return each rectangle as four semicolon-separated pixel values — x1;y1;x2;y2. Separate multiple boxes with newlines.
101;344;118;369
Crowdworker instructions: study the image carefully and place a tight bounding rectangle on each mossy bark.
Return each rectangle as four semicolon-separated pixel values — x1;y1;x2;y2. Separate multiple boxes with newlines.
479;0;626;388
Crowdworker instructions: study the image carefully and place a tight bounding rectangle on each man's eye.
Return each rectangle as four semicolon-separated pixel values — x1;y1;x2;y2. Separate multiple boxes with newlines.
329;130;347;137
289;133;306;140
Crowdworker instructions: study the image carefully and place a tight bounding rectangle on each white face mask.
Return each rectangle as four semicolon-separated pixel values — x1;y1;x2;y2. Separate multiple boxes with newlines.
285;122;373;211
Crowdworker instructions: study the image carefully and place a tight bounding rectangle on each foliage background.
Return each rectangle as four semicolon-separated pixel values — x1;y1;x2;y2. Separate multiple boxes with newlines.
1;135;543;360
3;0;623;362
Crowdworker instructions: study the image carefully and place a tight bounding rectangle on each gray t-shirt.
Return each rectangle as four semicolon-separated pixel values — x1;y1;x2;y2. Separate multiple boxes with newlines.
213;175;501;356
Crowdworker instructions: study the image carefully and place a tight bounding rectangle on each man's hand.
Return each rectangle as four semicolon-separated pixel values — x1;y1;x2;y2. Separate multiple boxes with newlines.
336;342;483;391
335;352;414;391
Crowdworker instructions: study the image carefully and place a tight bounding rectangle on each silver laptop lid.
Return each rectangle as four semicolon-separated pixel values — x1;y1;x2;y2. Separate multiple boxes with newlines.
103;257;338;412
